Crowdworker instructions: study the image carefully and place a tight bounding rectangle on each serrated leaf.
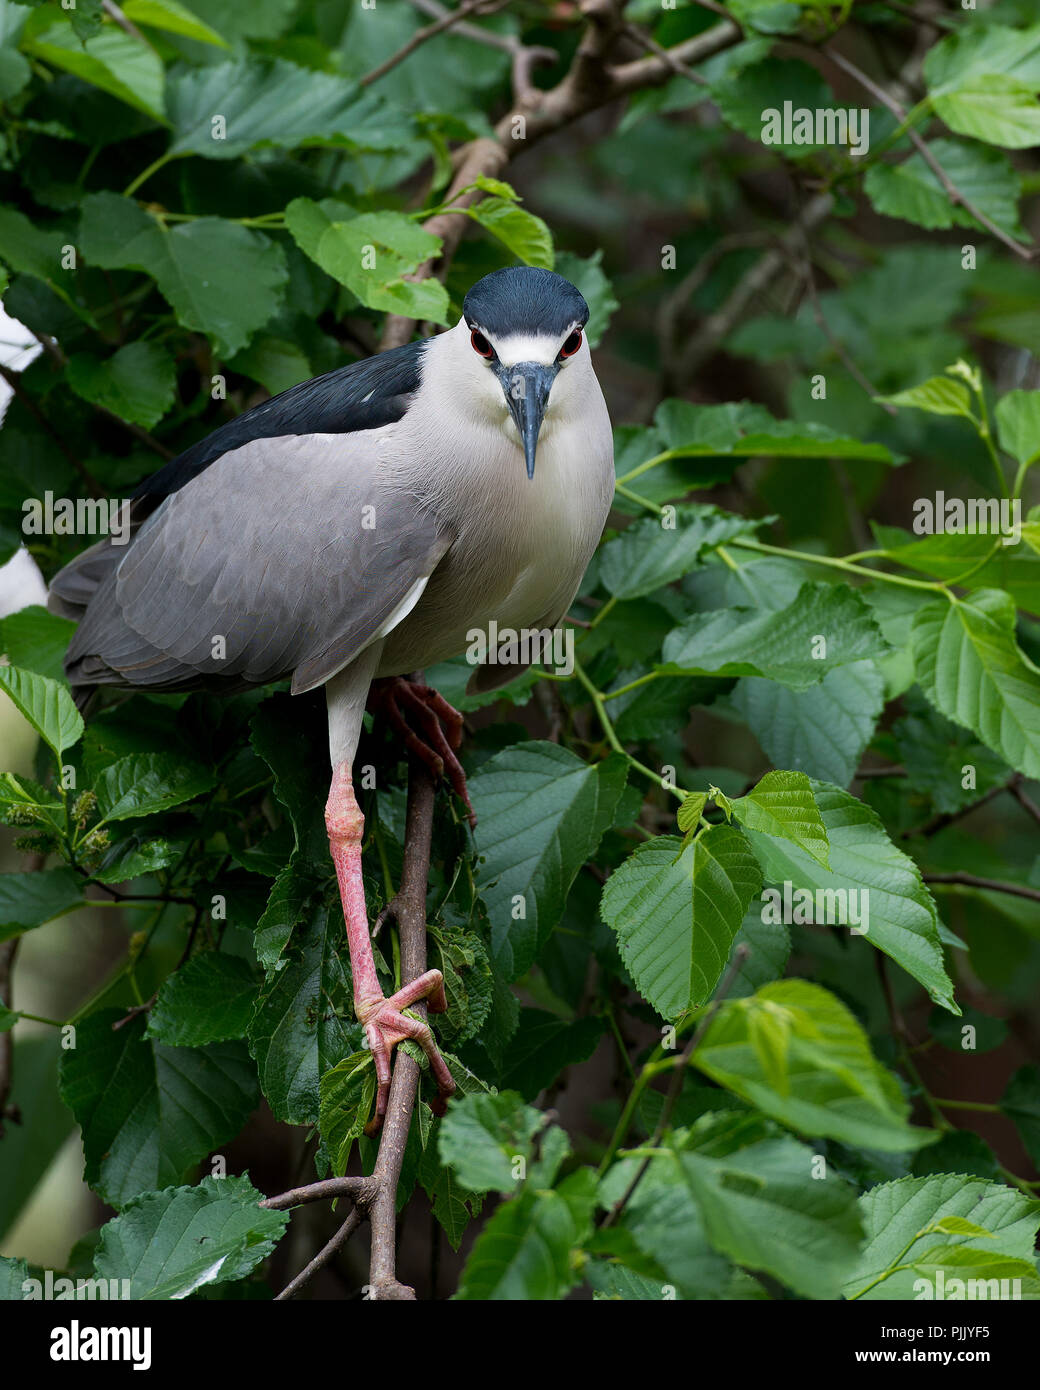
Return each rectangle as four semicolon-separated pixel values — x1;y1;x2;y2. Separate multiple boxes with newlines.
912;589;1040;778
996;389;1040;468
146;954;260;1046
677;791;708;834
747;781;956;1011
660;583;888;692
844;1173;1040;1299
66;342;176;430
93;1175;287;1299
876;376;975;419
438;1091;547;1193
96;753;215;823
1001;1064;1040;1168
668;1111;863;1300
285;199;448;324
59;1012;259;1208
464;196;553;269
0;868;84;940
600;826;762;1020
318;1050;376;1175
0;605;77;683
247;900;358;1124
694;981;936;1152
79;193;288;357
600;506;760;601
455;1171;595;1300
731;661;885;788
865;139;1024;236
470;742;626;980
729;770;829;868
0;664;83;757
25;23;165;120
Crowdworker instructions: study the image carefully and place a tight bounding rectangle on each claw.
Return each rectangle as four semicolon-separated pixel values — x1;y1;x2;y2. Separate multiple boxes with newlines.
368;678;476;829
359;969;456;1134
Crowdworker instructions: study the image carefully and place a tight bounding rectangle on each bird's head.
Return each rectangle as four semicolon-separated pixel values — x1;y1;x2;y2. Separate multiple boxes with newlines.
455;266;591;479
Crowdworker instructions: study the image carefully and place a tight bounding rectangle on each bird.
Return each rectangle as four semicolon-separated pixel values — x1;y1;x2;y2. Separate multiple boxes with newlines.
49;265;616;1132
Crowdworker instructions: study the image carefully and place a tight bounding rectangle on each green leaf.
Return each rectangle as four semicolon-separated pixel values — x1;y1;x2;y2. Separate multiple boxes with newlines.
748;781;956;1011
912;589;1040;778
455;1171;595;1300
0;664;83;757
0;868;84;941
876;376;975;419
80;193;288;357
554;250;618;349
865;140;1023;236
66;342;177;430
121;0;230;47
844;1173;1040;1299
247;900;357;1124
677;791;708;834
464;196;554;269
93;1175;287;1299
318;1050;376;1174
872;526;1040;614
892;700;1011;815
59;1012;259;1208
661;583;889;691
497;1009;605;1101
1001;1064;1040;1167
711;57;834;159
668;1112;863;1300
25;23;165;120
924;24;1040;148
471;743;626;980
694;981;936;1152
91;836;177;885
731;661;886;788
728;770;830;868
600;826;763;1020
0;1003;17;1033
146;954;260;1047
600;506;760;601
438;1090;547;1193
284;198;449;324
909;1243;1040;1294
996;389;1040;468
167;59;365;158
0;1256;29;1301
95;752;216;823
0;605;77;683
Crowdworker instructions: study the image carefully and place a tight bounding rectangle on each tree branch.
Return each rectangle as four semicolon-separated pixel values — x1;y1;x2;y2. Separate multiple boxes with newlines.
924;872;1040;904
359;0;510;89
821;46;1037;262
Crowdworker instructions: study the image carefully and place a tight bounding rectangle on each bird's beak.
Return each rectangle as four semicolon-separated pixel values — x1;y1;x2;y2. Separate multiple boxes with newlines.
497;361;558;479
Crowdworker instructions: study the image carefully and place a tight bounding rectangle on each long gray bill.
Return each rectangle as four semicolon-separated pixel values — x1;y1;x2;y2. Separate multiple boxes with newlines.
497;361;558;479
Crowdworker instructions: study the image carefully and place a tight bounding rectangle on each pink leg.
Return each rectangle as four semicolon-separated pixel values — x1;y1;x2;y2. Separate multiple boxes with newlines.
325;763;456;1135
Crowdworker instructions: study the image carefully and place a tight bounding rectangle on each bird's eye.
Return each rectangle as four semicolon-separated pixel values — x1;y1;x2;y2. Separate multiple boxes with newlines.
559;329;582;359
470;330;494;359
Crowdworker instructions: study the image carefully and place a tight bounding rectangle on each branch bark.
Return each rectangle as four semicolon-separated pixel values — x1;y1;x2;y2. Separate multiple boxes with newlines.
265;742;440;1300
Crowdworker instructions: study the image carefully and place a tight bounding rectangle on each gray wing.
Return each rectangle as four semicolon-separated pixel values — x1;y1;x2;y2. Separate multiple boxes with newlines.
64;433;453;700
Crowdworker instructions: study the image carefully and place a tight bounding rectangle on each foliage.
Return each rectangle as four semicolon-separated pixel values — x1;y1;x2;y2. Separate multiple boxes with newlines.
1;0;1039;1304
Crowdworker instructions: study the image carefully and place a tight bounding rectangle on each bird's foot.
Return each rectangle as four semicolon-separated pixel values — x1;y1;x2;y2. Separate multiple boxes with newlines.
368;677;475;829
356;969;456;1135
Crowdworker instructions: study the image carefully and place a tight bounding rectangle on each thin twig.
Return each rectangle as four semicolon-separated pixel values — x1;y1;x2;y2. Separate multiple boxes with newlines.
101;0;148;44
273;1207;365;1302
359;0;509;88
601;944;750;1227
261;1176;379;1211
822;47;1036;261
924;872;1040;904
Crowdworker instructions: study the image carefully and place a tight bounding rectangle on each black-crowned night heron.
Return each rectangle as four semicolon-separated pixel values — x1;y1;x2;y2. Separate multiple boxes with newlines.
49;266;615;1131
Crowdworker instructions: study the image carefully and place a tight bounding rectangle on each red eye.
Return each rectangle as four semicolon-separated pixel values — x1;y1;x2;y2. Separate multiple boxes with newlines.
471;329;494;358
560;329;582;359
